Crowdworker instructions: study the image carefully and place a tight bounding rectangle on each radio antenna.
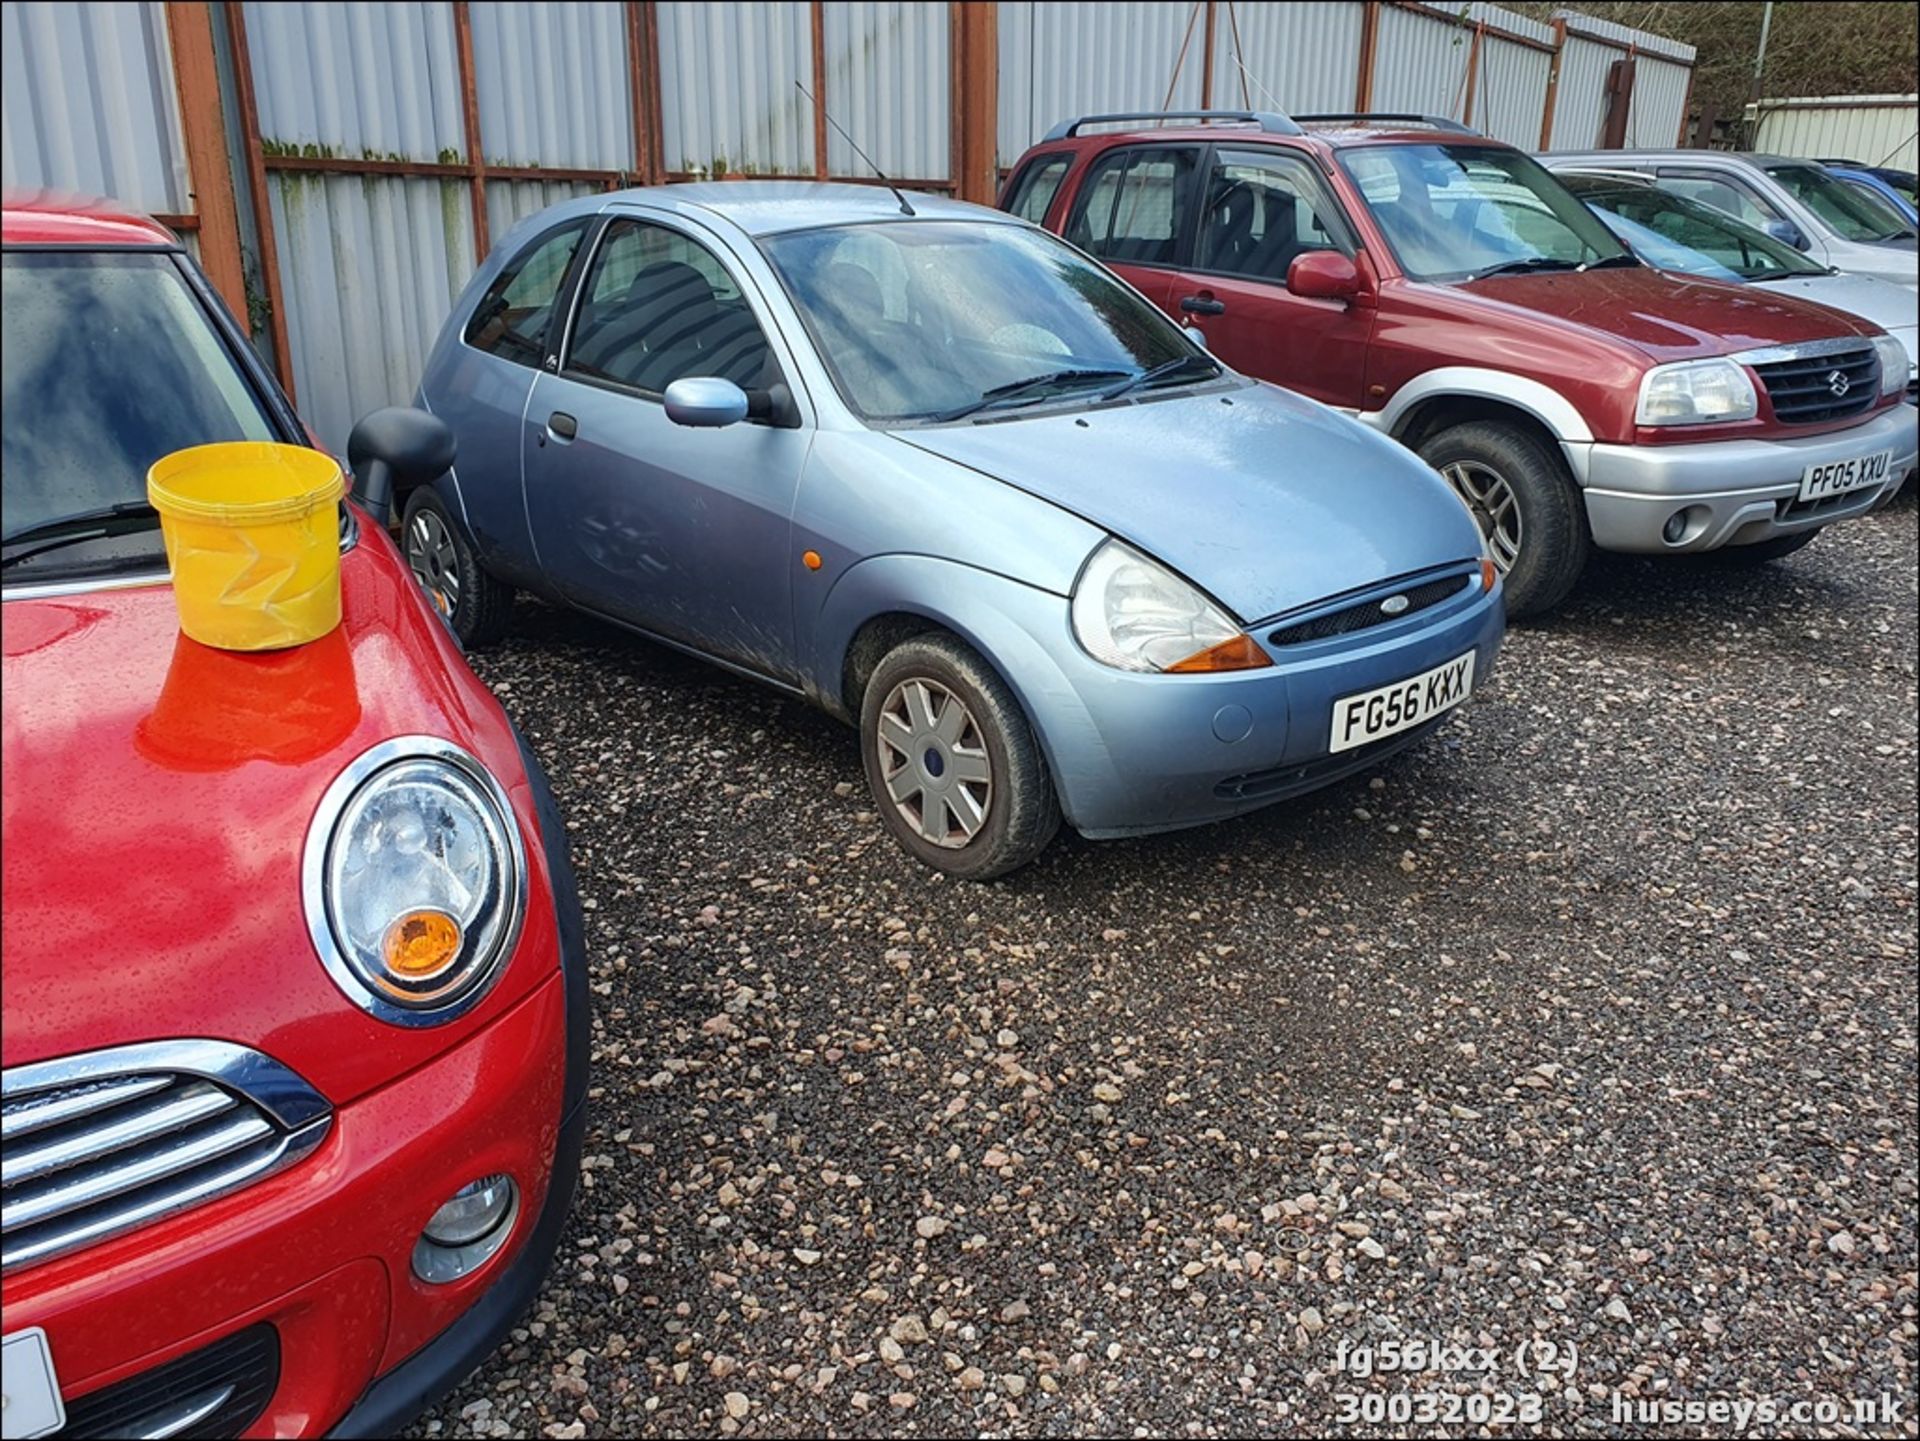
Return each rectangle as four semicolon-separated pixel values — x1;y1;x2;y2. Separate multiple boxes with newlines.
796;80;915;216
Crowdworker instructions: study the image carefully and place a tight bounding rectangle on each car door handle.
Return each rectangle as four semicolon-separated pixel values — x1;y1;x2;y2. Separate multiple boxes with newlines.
548;411;578;440
1179;294;1226;316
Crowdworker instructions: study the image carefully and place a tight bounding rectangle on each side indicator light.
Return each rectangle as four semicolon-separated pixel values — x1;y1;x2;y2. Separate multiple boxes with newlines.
802;550;823;571
1481;558;1498;591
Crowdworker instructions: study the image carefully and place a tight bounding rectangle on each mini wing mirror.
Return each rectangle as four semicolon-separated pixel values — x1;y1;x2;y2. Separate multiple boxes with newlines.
663;376;750;428
1287;250;1362;301
346;407;457;527
1763;217;1809;250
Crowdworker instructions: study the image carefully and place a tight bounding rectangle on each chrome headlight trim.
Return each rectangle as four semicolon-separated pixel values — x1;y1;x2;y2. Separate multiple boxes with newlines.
301;735;527;1028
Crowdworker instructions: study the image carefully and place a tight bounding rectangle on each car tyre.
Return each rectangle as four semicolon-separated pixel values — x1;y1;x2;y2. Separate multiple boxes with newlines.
1705;529;1820;565
402;487;514;648
860;634;1061;880
1420;420;1590;619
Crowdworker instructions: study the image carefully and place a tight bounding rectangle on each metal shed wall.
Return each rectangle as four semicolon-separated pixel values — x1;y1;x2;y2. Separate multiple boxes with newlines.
1204;2;1361;117
824;1;950;180
1752;95;1920;171
1474;34;1552;148
658;0;816;177
1368;3;1474;123
469;1;632;171
997;2;1208;168
0;0;189;214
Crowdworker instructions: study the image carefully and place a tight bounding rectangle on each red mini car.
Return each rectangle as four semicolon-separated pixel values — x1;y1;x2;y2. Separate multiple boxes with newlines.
0;197;586;1438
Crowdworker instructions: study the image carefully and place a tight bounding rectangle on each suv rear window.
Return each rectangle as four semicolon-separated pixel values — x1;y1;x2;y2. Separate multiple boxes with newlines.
1064;147;1200;267
1003;153;1072;224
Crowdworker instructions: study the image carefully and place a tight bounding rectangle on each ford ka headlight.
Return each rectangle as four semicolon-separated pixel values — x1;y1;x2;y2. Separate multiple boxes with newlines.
1071;539;1271;674
1635;358;1758;426
303;736;526;1025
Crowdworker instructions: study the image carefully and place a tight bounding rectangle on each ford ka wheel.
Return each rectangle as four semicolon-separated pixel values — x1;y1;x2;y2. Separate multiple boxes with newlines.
1419;421;1590;620
860;635;1060;880
1440;460;1523;574
400;488;515;648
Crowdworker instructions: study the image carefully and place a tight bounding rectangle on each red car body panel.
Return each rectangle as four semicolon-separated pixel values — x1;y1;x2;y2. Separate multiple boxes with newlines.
1011;128;1902;446
2;195;583;1438
1;524;560;1104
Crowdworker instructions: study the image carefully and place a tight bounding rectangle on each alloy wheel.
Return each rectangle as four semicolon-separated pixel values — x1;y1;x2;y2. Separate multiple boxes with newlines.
873;677;993;849
406;507;461;619
1441;459;1523;573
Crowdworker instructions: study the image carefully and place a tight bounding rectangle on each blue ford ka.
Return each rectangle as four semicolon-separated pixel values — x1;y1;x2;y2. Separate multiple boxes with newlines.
409;184;1504;878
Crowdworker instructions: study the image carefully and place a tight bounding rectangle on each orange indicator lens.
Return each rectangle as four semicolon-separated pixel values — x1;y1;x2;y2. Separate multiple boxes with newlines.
383;910;463;978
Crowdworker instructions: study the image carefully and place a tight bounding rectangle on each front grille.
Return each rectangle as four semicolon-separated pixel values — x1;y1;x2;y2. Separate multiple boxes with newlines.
57;1325;278;1440
1750;344;1879;424
2;1042;330;1273
1267;574;1472;648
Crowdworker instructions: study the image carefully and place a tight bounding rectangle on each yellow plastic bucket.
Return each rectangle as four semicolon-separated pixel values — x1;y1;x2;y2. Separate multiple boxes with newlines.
147;441;345;651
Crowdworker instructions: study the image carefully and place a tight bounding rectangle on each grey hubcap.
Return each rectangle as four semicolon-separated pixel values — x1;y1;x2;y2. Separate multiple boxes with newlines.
875;678;993;849
1441;460;1523;573
406;509;461;618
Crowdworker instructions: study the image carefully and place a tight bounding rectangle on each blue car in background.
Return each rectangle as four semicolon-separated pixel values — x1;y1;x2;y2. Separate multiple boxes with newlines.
408;184;1503;878
1816;161;1920;227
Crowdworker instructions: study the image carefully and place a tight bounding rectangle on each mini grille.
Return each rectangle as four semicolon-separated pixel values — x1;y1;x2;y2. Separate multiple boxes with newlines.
1751;346;1879;424
55;1324;278;1440
1267;575;1471;648
2;1047;330;1273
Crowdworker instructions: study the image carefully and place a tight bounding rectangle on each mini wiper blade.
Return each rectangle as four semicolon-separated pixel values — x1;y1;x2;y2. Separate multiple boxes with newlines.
1097;353;1222;401
1;502;161;569
1469;257;1581;280
929;368;1132;422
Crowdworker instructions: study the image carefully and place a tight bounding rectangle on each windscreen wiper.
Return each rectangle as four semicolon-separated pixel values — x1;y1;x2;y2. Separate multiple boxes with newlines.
1580;253;1640;270
929;368;1133;423
1469;257;1582;280
1;501;161;569
1097;353;1223;401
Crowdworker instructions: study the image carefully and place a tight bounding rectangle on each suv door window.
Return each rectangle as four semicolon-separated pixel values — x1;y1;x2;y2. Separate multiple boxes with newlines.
564;219;777;395
1004;153;1073;224
1197;147;1353;281
464;220;589;366
1653;171;1780;228
1065;146;1200;267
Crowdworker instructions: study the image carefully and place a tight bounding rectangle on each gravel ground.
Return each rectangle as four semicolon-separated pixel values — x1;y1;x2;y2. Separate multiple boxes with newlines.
414;497;1917;1440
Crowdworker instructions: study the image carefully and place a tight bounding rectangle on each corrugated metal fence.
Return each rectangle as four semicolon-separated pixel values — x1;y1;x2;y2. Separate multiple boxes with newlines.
1751;94;1920;172
3;0;1694;449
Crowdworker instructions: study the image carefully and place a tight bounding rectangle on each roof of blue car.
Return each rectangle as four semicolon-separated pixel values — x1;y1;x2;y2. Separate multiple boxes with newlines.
602;180;1015;237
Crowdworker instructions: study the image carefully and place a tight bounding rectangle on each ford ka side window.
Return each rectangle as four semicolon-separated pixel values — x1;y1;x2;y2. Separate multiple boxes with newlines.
464;221;588;367
563;219;778;396
1065;148;1199;267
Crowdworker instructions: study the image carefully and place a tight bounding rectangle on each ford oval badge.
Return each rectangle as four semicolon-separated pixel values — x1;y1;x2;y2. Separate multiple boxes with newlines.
1380;594;1411;616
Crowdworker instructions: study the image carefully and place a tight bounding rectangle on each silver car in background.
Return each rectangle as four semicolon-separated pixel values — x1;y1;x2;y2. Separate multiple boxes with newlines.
1541;150;1920;291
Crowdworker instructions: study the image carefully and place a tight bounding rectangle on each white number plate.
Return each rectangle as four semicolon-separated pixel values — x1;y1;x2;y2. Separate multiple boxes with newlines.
1799;448;1891;503
2;1329;65;1441
1330;651;1475;753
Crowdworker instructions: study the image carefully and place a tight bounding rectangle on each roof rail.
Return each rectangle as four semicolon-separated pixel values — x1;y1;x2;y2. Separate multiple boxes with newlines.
1294;112;1479;135
1042;110;1303;142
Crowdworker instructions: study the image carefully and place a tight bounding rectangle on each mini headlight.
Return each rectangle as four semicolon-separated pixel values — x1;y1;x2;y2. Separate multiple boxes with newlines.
1635;358;1758;426
303;736;526;1025
1869;334;1908;397
1071;538;1271;674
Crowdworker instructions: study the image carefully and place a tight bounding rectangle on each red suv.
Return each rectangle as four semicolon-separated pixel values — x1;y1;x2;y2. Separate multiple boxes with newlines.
1003;111;1918;615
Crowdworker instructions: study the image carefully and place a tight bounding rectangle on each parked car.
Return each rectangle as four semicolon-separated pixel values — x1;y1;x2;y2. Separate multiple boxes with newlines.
1816;162;1920;227
1;195;587;1439
1538;149;1918;289
1004;112;1919;615
410;182;1505;880
1556;170;1918;399
1816;160;1919;214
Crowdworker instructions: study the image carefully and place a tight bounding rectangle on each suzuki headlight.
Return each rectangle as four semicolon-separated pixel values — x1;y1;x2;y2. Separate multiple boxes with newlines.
1635;358;1758;426
303;736;526;1025
1870;333;1908;397
1071;539;1271;674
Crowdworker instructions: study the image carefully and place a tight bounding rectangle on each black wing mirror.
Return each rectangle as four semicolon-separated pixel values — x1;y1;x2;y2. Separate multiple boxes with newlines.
346;407;457;527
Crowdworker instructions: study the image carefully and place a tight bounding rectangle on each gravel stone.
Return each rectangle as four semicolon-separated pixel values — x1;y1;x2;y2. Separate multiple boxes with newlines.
408;502;1919;1437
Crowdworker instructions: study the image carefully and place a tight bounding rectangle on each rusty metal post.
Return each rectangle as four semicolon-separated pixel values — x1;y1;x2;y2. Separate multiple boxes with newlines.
1355;1;1380;110
1462;21;1484;127
453;2;490;257
164;3;248;320
950;2;999;203
626;2;664;183
1538;17;1567;150
1199;1;1216;109
222;1;294;398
